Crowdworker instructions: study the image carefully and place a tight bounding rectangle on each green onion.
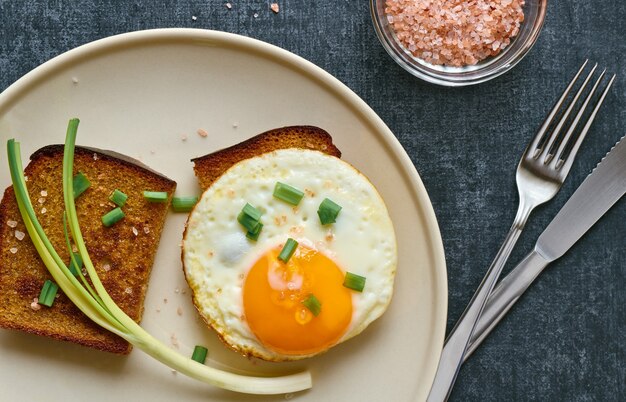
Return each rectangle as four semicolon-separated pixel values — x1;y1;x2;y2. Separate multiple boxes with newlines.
143;191;168;202
246;222;263;241
172;196;198;212
302;294;321;317
109;189;128;207
72;172;91;199
68;252;83;276
6;119;311;395
191;345;209;364
343;272;366;292
38;280;59;307
278;238;298;263
237;203;262;232
102;207;125;227
273;182;304;206
317;198;342;225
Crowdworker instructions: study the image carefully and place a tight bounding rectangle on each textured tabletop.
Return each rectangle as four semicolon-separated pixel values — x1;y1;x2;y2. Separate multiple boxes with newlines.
0;1;624;401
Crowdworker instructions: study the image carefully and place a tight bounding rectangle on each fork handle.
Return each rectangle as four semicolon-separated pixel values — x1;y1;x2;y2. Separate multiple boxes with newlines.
463;249;550;359
427;203;532;402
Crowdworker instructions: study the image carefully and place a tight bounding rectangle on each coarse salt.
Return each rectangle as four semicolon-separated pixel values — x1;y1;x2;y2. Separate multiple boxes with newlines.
125;287;133;294
132;227;139;236
192;15;197;21
197;128;209;138
270;3;279;13
225;2;232;9
41;208;47;214
9;247;17;254
253;12;259;18
40;190;48;197
14;230;25;241
103;263;111;272
384;0;525;66
7;220;17;228
143;226;150;234
30;298;41;311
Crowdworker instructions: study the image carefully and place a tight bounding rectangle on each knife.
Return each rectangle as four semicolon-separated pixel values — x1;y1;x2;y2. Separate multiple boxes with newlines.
464;135;626;359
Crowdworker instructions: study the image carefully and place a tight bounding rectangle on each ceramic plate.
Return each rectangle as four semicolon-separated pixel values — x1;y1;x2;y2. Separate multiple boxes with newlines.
0;29;446;402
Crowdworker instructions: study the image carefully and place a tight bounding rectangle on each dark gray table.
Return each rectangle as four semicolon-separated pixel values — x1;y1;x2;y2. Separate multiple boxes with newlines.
1;1;624;401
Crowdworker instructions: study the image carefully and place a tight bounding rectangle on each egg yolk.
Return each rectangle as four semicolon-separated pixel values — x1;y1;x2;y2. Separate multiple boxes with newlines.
243;243;353;355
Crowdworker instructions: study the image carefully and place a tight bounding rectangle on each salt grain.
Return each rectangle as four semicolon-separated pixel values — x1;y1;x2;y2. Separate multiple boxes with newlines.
132;227;139;236
38;198;46;204
9;247;17;254
170;333;179;349
192;15;197;21
41;208;47;214
225;2;232;10
232;122;239;128
177;307;183;316
40;190;48;197
103;263;111;272
385;0;525;66
30;298;41;311
197;128;209;138
125;287;133;294
181;133;188;142
270;3;279;13
14;230;25;241
143;226;150;234
72;77;79;84
93;153;99;161
253;12;259;18
7;220;17;228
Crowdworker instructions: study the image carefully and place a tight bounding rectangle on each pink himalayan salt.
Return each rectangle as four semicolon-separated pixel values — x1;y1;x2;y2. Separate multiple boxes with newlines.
385;0;524;67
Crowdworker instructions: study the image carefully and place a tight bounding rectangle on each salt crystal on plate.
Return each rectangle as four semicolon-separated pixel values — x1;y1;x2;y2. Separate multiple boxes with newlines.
10;247;18;254
225;2;232;10
40;190;48;197
14;230;25;241
270;3;279;13
7;220;17;228
197;128;208;138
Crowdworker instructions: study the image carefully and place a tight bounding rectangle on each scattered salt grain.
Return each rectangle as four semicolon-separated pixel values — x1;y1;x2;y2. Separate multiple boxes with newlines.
125;287;133;294
14;230;25;241
38;198;46;205
253;12;259;18
132;227;139;236
384;0;525;66
143;226;151;234
7;220;17;228
170;333;179;349
9;247;18;254
41;208;47;214
270;3;279;13
225;2;232;9
150;150;156;155
72;77;79;84
93;153;99;161
177;307;183;316
174;288;180;294
30;298;41;311
40;190;48;197
232;122;239;128
103;263;111;272
181;133;188;142
192;15;197;21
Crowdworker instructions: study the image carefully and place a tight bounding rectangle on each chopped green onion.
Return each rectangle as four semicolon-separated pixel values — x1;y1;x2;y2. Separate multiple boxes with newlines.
72;172;91;199
191;345;209;364
343;272;366;292
246;222;263;241
237;203;262;232
273;182;304;206
68;252;83;276
172;196;198;212
143;191;168;202
317;198;342;225
278;238;298;263
302;294;321;317
38;280;59;307
109;189;128;207
102;207;125;227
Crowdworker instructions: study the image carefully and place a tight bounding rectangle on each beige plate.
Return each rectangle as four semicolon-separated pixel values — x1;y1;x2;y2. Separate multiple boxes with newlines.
0;29;446;402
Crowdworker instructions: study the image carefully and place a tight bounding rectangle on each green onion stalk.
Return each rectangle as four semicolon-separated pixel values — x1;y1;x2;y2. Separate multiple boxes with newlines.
6;119;312;395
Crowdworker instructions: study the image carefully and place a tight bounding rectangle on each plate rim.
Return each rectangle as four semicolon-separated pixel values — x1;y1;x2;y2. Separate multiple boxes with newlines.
0;28;447;400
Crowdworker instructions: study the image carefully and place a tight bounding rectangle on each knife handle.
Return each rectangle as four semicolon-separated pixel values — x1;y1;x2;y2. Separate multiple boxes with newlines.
463;249;550;359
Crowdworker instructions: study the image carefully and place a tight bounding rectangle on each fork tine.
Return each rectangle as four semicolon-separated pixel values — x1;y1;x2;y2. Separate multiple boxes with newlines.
541;62;598;163
551;69;607;168
556;73;616;171
529;60;589;157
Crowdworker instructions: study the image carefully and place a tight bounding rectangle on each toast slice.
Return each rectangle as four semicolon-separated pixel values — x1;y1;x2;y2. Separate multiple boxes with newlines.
191;126;341;191
0;145;176;354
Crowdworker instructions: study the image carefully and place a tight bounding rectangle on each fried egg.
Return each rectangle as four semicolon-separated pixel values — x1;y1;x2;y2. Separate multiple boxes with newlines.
182;149;397;361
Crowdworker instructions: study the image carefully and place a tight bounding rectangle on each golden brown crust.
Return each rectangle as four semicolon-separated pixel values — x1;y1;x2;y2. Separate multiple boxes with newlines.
0;145;176;354
191;126;341;191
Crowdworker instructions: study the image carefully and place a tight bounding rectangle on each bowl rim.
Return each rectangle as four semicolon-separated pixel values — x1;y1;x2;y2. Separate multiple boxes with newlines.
370;0;548;87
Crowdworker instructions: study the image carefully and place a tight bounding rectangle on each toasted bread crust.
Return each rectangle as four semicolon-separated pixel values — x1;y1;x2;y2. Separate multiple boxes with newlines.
0;145;176;354
191;126;341;191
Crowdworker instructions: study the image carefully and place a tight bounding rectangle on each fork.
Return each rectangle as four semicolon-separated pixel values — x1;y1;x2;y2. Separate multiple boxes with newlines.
427;60;614;402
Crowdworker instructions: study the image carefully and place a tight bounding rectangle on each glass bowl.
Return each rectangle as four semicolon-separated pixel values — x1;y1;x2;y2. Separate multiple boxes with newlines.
370;0;547;86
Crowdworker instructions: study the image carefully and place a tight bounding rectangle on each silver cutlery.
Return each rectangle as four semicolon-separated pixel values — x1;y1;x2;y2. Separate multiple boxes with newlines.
427;61;616;402
465;135;626;358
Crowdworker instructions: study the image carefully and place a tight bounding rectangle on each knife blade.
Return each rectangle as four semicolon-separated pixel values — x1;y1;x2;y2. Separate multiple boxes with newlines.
465;135;626;358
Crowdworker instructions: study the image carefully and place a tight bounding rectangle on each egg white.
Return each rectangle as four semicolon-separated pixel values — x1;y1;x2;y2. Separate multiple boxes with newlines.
182;149;397;361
